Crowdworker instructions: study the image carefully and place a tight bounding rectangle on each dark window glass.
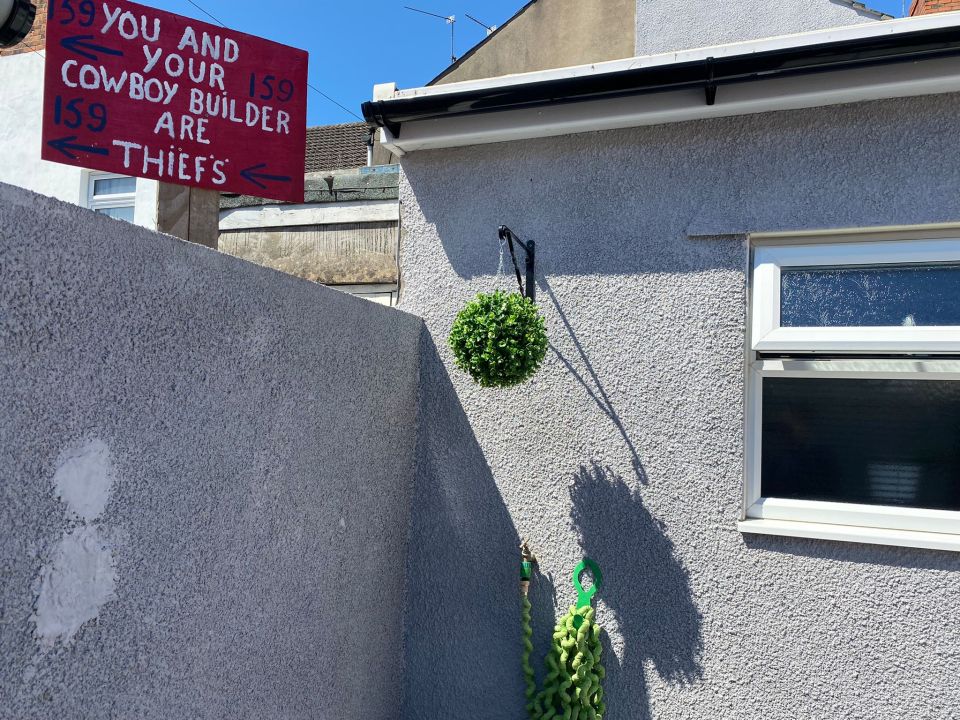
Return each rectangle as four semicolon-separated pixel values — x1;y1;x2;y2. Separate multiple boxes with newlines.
93;176;136;196
761;377;960;511
95;206;135;222
781;264;960;327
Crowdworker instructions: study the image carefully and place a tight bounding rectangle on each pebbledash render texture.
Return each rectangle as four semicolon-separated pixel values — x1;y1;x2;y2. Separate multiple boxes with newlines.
0;181;425;720
634;0;884;56
3;97;960;720
394;93;960;720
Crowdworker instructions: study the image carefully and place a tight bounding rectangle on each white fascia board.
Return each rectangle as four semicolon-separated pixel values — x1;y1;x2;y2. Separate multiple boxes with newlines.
379;127;405;157
219;200;399;230
379;56;960;154
373;12;960;154
387;13;960;101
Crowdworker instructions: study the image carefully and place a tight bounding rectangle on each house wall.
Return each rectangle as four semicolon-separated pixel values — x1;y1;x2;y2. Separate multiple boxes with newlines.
0;182;423;719
635;0;885;56
219;171;403;303
433;0;636;85
395;93;960;720
0;51;160;231
220;221;399;285
912;0;960;14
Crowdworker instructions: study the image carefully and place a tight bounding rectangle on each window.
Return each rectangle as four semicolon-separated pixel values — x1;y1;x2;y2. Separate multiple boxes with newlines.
741;237;960;552
86;173;136;223
341;284;399;306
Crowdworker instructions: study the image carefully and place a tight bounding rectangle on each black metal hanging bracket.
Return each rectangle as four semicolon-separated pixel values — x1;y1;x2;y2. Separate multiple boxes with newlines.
499;225;536;302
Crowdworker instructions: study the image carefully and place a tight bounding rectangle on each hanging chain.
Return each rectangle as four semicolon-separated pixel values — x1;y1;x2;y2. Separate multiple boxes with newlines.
497;232;508;280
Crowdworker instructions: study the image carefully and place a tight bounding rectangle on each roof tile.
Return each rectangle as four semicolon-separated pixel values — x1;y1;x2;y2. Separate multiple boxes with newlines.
305;122;370;173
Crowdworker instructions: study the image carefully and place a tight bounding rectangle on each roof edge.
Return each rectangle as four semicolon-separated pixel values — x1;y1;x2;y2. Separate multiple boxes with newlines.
371;12;960;106
427;0;539;85
363;13;960;153
836;0;895;20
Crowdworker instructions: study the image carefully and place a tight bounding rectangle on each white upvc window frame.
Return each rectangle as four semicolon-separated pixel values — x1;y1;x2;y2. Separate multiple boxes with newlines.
333;283;399;306
85;172;137;220
741;235;960;552
752;239;960;354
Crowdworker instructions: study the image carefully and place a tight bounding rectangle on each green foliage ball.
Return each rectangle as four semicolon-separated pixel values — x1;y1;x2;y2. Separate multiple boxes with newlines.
449;290;548;388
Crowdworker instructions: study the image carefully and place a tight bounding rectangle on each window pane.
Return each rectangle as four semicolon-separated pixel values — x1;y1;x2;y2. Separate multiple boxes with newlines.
781;264;960;327
93;176;136;196
761;377;960;511
96;206;135;222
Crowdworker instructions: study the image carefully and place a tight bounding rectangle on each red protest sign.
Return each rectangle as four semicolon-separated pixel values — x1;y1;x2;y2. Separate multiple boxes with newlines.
42;0;308;203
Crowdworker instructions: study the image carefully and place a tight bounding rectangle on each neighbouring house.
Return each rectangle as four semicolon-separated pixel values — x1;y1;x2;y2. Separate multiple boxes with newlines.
364;1;960;718
912;0;960;13
430;0;637;85
431;0;891;84
0;0;218;246
218;122;402;305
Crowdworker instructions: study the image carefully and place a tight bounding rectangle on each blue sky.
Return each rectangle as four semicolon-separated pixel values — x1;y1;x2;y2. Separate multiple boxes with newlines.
151;0;908;126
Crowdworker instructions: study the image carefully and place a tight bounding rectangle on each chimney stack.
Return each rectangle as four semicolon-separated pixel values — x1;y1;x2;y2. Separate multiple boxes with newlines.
910;0;960;15
0;0;45;57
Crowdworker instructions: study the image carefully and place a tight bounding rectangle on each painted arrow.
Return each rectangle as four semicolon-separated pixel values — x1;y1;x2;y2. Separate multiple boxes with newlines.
240;164;293;190
61;35;124;62
47;136;109;161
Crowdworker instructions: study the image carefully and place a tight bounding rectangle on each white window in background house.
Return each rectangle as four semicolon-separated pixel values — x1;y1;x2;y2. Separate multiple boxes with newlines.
85;173;136;222
740;236;960;552
339;284;398;306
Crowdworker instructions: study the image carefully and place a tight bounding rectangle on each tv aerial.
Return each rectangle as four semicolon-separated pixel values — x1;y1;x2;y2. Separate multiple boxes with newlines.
405;6;457;63
465;13;497;35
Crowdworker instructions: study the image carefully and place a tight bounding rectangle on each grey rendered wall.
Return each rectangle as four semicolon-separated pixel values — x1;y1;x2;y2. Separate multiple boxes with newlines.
636;0;884;56
0;182;422;720
396;93;960;720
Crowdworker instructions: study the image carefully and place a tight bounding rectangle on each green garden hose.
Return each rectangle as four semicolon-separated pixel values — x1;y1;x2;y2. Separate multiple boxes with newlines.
522;593;538;710
521;547;606;720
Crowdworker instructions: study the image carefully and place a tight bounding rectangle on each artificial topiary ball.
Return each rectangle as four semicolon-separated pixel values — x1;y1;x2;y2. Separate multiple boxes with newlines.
449;290;548;388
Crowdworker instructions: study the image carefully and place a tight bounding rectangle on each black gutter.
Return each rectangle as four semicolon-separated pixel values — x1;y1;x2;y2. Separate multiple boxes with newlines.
362;24;960;137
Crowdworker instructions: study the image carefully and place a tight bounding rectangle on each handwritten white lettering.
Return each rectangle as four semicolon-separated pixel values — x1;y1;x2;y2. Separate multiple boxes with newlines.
142;45;162;73
61;60;78;88
186;88;288;134
62;60;178;105
101;4;160;42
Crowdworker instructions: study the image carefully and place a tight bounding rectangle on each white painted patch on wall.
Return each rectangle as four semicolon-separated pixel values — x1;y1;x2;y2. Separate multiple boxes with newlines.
34;440;118;647
53;439;114;522
35;526;116;646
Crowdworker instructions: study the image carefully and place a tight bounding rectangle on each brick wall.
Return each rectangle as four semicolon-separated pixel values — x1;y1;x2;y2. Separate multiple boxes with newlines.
0;0;47;58
911;0;960;14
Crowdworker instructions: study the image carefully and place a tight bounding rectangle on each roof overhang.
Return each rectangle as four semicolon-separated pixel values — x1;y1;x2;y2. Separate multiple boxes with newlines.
362;12;960;155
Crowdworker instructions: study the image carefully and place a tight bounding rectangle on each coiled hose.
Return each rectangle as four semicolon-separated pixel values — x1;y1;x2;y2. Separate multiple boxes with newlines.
521;549;606;720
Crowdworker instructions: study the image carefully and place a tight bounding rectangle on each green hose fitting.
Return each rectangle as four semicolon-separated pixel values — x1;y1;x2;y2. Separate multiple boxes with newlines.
521;540;536;588
521;552;606;720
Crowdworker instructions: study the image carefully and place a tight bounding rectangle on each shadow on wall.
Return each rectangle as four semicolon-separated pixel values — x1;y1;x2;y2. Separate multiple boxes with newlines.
570;462;703;720
402;330;523;720
402;96;960;279
526;564;558;693
540;277;647;480
404;143;738;280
